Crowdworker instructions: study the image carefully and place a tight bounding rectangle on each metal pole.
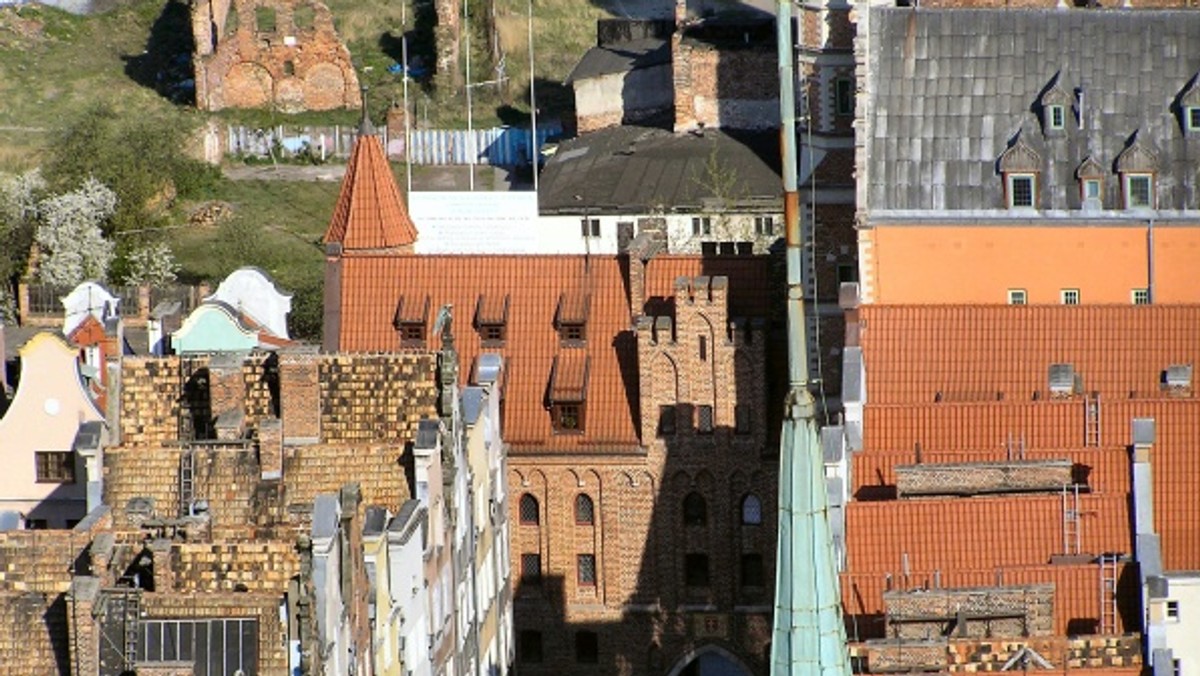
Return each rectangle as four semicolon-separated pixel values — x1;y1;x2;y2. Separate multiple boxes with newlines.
778;0;807;394
402;0;413;194
528;0;538;191
465;0;475;190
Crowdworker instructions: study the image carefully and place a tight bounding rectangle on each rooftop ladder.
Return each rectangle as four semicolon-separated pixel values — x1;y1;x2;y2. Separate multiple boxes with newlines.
1085;394;1102;447
1061;484;1081;555
179;448;195;517
1099;554;1119;634
123;590;141;669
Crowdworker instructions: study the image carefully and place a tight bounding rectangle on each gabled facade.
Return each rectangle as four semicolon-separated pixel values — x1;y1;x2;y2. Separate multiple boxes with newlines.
0;333;104;529
853;8;1200;305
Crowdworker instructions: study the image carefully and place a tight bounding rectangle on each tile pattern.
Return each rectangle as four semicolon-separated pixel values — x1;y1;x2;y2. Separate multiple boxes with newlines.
323;132;417;250
867;8;1200;211
335;254;776;451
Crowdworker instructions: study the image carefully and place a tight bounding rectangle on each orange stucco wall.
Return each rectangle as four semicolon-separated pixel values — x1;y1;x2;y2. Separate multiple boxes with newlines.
862;224;1200;304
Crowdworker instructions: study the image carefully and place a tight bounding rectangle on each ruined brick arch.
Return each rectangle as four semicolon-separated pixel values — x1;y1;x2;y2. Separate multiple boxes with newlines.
651;351;681;402
224;61;274;108
692;312;718;414
303;62;349;112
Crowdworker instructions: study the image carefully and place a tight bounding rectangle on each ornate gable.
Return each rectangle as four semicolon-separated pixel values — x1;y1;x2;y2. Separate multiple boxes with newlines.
1115;135;1159;174
998;136;1041;173
1076;156;1105;180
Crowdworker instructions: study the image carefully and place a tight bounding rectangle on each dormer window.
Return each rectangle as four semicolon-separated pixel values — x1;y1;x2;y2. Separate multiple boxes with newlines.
394;295;430;348
556;291;590;346
1178;76;1200;134
1076;156;1105;210
998;137;1041;210
549;354;588;434
475;294;510;347
1038;78;1072;136
1187;106;1200;133
1124;174;1154;209
1115;136;1159;211
1047;105;1065;130
1007;173;1036;208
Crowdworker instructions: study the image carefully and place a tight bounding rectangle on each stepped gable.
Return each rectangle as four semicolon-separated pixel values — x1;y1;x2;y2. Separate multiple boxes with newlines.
323;131;417;251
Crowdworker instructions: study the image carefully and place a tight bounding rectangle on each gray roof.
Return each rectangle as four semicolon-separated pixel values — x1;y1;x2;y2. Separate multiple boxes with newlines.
539;126;782;214
867;8;1200;213
565;38;670;84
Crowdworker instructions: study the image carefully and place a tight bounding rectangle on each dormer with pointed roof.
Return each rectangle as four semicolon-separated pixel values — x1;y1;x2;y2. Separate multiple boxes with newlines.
322;113;417;254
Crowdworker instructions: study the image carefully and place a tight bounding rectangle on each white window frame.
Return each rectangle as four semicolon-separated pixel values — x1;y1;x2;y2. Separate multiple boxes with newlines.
1007;289;1027;305
754;216;774;236
1124;173;1154;210
1187;106;1200;133
1007;173;1036;209
1047;104;1065;130
692;217;712;236
1083;178;1102;201
1166;599;1180;622
1132;288;1150;305
580;217;600;238
1060;288;1080;305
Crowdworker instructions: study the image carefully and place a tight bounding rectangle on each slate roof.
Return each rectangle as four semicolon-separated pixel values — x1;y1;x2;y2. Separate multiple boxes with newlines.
324;132;417;250
333;254;777;451
564;38;670;84
538;126;782;214
866;8;1200;213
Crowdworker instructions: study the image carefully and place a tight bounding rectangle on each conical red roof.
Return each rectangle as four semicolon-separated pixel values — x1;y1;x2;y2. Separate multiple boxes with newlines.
323;132;417;250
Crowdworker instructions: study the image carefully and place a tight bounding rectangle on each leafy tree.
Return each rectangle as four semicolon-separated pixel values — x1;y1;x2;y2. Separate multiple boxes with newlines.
0;170;48;320
122;241;180;287
34;178;117;287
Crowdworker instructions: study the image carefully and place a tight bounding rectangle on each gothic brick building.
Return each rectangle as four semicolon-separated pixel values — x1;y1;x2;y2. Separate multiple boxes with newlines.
323;129;785;675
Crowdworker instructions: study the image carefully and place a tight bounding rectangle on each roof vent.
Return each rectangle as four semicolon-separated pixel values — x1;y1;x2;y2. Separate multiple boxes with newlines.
1164;364;1192;389
1048;363;1076;395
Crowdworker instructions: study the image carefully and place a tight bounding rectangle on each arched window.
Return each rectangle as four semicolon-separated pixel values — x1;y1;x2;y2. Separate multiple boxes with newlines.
683;492;707;527
741;494;762;525
519;493;540;525
575;494;595;525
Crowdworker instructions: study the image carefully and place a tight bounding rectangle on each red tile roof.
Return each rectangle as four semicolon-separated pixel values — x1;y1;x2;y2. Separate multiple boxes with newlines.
333;254;775;451
323;133;417;251
858;305;1200;405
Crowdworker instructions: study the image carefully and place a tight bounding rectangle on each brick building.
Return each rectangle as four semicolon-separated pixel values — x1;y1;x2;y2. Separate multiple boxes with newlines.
190;0;361;112
324;124;785;674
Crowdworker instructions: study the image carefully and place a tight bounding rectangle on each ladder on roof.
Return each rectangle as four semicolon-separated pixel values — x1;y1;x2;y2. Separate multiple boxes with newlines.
1061;484;1082;555
179;448;195;517
1098;554;1119;634
123;589;141;669
1085;394;1102;447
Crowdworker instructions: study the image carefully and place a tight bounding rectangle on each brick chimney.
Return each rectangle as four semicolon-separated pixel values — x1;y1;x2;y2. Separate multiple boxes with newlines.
672;0;697;132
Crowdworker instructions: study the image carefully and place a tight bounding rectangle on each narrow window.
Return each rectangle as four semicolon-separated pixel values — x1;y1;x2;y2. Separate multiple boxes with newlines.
740;553;765;587
519;630;544;663
520;553;542;584
683;492;707;526
519;493;539;525
692;217;712;236
1007;289;1027;305
698;335;707;362
1187;106;1200;133
580;217;600;238
577;554;596;586
657;405;677;436
697;405;714;434
1060;289;1080;305
575;631;599;663
35;451;75;484
1007;173;1036;208
1125;174;1154;209
575;494;594;525
1047;104;1065;130
1167;600;1180;620
838;264;859;284
835;78;854;116
283;60;295;76
685;553;710;587
1083;178;1102;201
734;405;751;435
1132;289;1150;305
741;494;763;525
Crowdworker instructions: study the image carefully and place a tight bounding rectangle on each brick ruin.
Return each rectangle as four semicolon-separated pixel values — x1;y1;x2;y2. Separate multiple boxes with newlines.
191;0;361;112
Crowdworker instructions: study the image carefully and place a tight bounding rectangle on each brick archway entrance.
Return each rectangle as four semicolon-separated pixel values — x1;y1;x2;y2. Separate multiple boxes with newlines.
666;644;755;676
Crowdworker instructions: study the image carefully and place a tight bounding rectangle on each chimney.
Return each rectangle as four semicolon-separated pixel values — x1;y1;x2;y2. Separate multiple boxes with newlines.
671;0;697;132
280;351;322;443
259;418;283;480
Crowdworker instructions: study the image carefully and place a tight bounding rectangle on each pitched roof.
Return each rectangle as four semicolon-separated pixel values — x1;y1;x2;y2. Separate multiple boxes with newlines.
858;305;1200;405
333;254;776;450
538;126;782;214
323;133;417;250
865;8;1200;212
564;38;670;84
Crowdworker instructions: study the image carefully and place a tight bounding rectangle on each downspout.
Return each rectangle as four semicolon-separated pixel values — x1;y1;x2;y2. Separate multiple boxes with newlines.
1147;218;1155;304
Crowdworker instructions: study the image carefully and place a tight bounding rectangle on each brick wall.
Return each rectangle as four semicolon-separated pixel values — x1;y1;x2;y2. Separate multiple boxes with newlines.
673;35;778;131
884;585;1055;639
191;0;361;112
895;460;1073;497
141;593;289;673
859;634;1143;673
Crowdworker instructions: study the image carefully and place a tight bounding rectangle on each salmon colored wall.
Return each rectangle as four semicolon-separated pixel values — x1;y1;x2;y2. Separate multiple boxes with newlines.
863;225;1200;304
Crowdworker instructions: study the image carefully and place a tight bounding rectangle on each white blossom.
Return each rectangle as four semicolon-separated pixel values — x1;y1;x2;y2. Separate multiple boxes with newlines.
34;178;117;287
124;241;180;286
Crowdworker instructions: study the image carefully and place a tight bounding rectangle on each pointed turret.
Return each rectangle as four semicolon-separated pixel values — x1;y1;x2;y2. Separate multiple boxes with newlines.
323;95;417;252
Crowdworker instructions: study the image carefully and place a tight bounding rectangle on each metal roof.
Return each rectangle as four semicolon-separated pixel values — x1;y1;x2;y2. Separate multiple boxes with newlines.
564;38;670;84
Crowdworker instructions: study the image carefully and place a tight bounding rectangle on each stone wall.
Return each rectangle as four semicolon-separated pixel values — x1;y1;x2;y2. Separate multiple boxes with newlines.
672;27;778;131
884;585;1055;639
191;0;361;112
895;460;1073;498
859;634;1143;673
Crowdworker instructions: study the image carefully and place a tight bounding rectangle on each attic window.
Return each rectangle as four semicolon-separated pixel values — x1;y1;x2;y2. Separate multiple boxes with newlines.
1038;80;1072;135
998;138;1041;210
1047;105;1066;130
1007;173;1036;209
1124;174;1154;210
476;294;510;346
549;354;589;434
1115;138;1159;210
1187;107;1200;133
556;291;590;345
1076;156;1105;210
394;295;430;348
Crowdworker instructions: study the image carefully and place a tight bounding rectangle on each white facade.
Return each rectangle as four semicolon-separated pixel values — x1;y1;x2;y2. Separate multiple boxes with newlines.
61;281;118;338
205;267;293;339
1161;573;1200;676
409;191;781;255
